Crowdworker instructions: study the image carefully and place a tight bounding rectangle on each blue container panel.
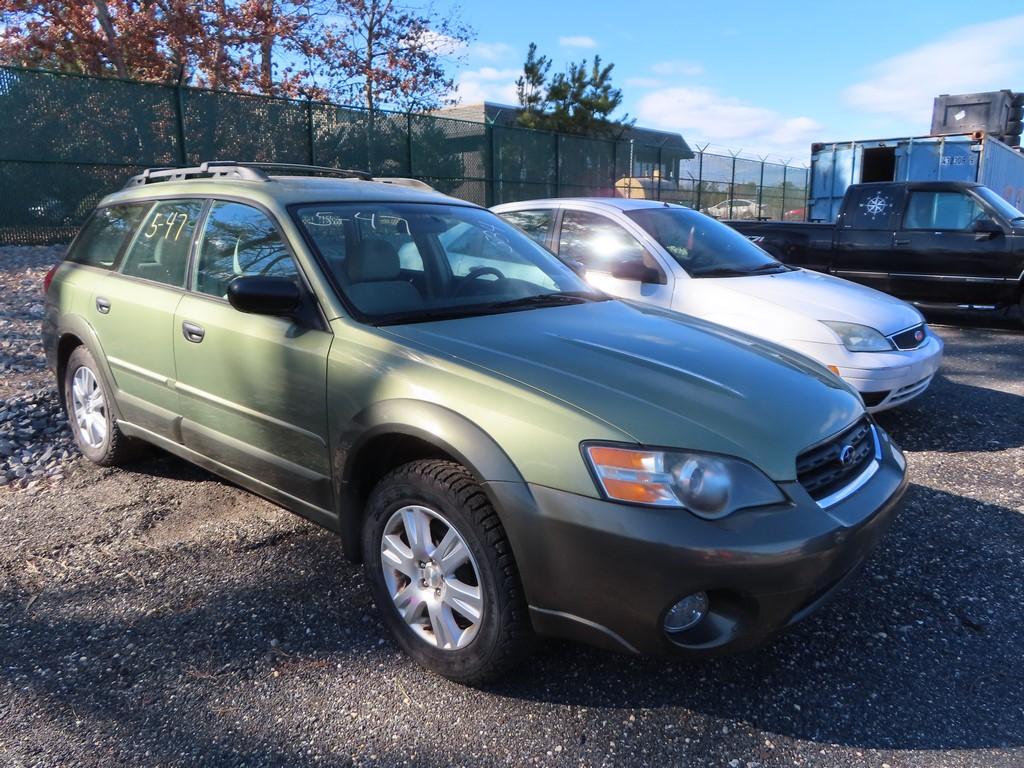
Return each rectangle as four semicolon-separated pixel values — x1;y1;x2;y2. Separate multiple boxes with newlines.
979;137;1024;210
900;137;979;182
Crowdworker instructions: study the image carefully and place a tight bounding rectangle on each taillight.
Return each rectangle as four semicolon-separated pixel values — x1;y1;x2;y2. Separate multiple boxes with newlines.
43;264;59;294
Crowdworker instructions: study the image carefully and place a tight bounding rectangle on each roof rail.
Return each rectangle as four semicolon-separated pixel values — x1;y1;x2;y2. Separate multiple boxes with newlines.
374;177;436;191
123;160;373;188
239;162;373;181
123;161;268;188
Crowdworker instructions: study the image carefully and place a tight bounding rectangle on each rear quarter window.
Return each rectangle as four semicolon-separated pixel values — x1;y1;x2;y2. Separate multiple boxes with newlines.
67;204;150;269
841;187;902;230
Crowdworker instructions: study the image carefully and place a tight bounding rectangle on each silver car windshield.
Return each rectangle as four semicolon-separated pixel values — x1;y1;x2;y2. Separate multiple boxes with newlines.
625;207;789;278
294;202;606;324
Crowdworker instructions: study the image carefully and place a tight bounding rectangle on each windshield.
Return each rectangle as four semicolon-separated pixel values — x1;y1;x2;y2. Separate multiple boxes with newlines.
625;206;789;277
294;202;605;324
975;186;1024;223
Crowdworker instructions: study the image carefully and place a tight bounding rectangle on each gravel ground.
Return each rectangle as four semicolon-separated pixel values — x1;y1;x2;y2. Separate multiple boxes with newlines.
1;246;1023;767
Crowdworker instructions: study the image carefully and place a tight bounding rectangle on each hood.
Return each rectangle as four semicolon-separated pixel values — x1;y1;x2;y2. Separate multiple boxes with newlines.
702;269;922;336
383;300;864;481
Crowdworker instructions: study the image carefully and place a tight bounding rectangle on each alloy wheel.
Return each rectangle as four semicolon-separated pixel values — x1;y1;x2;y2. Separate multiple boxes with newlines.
70;365;107;449
380;504;484;650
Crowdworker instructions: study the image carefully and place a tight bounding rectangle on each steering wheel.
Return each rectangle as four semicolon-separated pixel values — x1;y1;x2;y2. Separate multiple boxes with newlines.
454;265;506;296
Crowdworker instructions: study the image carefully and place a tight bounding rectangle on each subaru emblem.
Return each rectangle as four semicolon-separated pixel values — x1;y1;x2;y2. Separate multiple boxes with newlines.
838;444;855;466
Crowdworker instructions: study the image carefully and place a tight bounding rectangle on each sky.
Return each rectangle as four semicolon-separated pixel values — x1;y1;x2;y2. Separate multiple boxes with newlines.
444;0;1024;164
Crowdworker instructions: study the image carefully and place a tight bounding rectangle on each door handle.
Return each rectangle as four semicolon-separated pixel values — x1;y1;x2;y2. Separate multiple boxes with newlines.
894;239;910;247
181;321;205;343
95;297;111;314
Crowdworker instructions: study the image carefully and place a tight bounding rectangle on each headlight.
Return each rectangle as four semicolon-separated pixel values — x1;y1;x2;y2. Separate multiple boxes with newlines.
583;444;785;518
822;321;894;352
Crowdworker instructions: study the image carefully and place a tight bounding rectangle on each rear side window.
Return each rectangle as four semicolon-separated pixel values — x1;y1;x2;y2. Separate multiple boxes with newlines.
121;200;204;287
194;202;298;297
842;187;901;230
67;204;149;268
498;209;554;246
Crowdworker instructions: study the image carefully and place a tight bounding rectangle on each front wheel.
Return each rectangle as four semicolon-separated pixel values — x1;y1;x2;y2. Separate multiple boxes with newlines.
362;460;532;685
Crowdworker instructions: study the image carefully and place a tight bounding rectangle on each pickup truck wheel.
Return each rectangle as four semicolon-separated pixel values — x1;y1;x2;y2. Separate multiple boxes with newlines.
362;459;532;685
63;346;142;466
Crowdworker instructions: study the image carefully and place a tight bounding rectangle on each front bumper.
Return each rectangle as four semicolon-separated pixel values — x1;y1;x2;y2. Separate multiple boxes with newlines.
786;332;944;413
487;429;907;657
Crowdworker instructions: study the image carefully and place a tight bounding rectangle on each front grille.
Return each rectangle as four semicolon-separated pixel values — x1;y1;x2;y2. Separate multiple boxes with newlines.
796;417;876;502
889;323;927;351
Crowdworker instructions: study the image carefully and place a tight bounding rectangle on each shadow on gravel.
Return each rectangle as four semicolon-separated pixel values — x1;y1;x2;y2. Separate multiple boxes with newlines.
2;481;1022;756
875;373;1024;453
491;481;1024;751
0;531;431;767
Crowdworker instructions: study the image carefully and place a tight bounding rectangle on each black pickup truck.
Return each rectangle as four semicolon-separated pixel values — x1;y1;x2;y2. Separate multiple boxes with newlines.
730;181;1024;313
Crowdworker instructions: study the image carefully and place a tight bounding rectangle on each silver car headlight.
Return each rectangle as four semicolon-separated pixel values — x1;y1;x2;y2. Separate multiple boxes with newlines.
583;444;785;519
822;321;894;352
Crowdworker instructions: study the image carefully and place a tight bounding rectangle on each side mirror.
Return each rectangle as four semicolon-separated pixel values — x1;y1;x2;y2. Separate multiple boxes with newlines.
611;259;664;284
563;258;587;277
973;218;1003;239
228;275;301;316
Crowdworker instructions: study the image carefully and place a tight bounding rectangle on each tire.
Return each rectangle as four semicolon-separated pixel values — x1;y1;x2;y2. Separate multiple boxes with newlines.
63;346;141;466
361;459;532;685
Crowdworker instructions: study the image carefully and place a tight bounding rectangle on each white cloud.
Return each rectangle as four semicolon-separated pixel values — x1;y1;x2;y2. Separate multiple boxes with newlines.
471;41;515;62
559;35;597;48
844;15;1024;126
650;60;704;77
455;67;519;105
635;86;821;161
416;29;468;56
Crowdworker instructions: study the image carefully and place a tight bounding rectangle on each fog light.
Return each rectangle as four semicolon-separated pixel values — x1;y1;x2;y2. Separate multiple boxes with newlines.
664;592;708;633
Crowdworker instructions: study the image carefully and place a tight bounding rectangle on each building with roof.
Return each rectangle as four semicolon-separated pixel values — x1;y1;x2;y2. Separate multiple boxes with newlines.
435;101;693;186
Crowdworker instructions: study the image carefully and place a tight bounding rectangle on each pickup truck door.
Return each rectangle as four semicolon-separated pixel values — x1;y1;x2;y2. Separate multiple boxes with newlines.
831;185;906;295
890;189;1013;305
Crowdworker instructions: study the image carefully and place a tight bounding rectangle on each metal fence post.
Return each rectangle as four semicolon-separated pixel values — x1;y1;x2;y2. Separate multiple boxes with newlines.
695;149;704;210
173;65;188;166
486;123;496;207
610;140;618;196
406;112;414;177
757;158;765;217
781;163;787;219
729;154;737;217
304;95;315;165
657;145;664;201
554;134;561;197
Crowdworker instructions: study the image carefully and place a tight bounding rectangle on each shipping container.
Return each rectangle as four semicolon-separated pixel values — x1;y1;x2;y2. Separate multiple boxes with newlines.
807;134;1024;222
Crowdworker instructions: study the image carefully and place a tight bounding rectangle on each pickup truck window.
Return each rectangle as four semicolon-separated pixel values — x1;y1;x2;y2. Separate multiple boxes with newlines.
842;187;900;230
904;191;985;231
626;207;787;278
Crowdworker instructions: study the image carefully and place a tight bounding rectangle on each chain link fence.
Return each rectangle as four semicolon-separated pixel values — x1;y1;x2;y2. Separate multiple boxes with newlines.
0;65;808;244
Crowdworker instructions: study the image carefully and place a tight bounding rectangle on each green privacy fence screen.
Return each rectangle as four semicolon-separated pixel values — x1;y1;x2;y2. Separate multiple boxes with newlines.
0;65;808;244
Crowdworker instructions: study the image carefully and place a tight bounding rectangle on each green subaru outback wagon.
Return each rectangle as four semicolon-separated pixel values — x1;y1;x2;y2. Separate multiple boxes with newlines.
43;162;907;684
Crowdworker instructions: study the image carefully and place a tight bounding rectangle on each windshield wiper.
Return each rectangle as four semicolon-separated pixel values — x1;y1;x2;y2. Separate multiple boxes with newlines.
691;267;755;278
486;291;604;310
748;262;788;272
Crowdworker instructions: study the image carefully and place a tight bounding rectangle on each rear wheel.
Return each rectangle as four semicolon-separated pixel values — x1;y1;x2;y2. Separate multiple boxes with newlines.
362;459;532;685
63;346;141;466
